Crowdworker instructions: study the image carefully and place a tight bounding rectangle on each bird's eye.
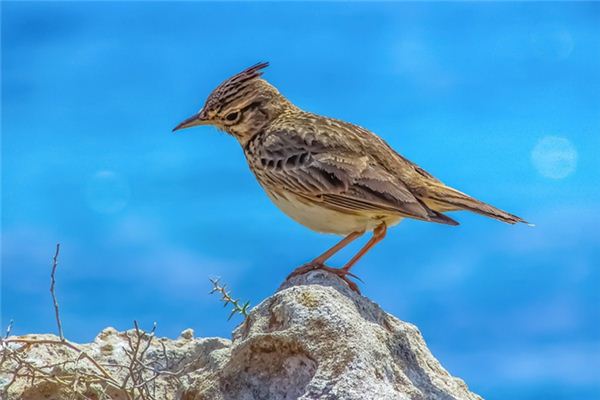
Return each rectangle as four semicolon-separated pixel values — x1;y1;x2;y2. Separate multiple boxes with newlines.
225;111;239;122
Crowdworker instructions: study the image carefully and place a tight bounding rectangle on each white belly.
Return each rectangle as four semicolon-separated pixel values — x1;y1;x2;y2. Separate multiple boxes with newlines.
266;191;402;234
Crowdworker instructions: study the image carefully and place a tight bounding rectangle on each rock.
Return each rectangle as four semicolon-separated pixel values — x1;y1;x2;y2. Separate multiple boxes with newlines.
0;270;482;400
180;328;195;340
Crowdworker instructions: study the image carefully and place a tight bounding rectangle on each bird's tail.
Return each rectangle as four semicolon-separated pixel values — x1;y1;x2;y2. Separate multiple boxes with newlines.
426;185;528;225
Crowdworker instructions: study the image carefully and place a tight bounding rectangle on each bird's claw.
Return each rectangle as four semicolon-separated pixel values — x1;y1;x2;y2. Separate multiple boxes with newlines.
286;262;362;294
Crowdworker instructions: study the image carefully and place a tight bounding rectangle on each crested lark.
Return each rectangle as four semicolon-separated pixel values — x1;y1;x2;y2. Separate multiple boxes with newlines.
174;62;527;293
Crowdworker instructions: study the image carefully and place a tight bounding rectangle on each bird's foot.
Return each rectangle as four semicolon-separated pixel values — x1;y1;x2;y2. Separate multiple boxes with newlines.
286;262;362;294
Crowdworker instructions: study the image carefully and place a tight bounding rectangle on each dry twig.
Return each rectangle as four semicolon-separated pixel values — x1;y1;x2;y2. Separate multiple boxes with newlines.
50;243;64;341
0;322;189;399
4;320;14;339
0;244;197;399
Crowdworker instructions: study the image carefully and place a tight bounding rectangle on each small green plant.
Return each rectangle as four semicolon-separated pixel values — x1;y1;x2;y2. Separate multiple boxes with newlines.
209;278;251;320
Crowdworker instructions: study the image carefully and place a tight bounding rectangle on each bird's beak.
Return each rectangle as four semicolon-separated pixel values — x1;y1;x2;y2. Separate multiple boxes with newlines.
172;113;211;132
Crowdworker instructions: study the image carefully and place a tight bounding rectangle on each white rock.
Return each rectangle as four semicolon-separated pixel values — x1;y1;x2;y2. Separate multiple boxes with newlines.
0;270;481;400
179;328;195;340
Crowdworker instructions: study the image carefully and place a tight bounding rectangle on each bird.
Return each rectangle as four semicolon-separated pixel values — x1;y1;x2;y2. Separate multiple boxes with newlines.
173;62;527;293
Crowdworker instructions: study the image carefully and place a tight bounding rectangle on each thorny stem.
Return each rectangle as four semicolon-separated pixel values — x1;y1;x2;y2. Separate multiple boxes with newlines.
209;278;251;320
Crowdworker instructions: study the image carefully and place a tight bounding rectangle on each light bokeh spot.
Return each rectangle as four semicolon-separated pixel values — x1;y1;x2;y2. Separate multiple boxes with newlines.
531;136;577;179
85;170;131;213
530;28;574;60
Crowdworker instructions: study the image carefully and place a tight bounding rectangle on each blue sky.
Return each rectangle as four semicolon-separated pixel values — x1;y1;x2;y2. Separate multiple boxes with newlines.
1;2;599;399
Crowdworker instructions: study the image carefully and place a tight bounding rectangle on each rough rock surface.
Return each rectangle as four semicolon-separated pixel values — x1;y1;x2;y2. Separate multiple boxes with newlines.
0;270;482;400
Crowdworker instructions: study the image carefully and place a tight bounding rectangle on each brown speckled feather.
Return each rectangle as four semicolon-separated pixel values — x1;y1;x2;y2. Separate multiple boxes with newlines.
244;111;459;225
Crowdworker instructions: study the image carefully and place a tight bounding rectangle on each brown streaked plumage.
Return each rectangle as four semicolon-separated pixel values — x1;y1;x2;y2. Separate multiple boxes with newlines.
173;62;527;293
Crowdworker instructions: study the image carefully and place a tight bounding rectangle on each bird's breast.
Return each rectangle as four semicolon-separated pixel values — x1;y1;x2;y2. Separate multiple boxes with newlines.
263;189;401;234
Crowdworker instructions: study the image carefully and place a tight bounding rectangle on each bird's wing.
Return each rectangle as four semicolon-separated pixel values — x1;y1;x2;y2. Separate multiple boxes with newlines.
252;127;458;225
329;119;526;224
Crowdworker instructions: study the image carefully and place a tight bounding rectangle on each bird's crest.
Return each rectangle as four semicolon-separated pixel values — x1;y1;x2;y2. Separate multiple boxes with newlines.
216;62;269;92
206;62;270;111
230;62;269;82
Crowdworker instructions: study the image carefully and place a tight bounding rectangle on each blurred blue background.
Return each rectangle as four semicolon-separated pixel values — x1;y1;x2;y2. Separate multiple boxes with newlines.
2;2;599;399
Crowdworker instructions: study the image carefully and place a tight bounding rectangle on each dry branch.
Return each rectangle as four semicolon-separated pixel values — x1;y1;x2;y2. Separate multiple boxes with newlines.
0;323;189;399
0;244;193;399
50;243;64;341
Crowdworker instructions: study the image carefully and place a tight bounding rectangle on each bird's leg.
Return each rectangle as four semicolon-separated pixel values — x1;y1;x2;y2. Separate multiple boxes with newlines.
312;230;364;265
286;230;364;279
342;222;387;272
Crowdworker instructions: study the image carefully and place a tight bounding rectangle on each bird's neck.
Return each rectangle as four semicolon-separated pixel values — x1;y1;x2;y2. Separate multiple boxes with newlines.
233;100;298;146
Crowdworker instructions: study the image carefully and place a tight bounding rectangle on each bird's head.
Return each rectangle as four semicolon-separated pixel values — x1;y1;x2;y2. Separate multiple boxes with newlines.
173;62;291;143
